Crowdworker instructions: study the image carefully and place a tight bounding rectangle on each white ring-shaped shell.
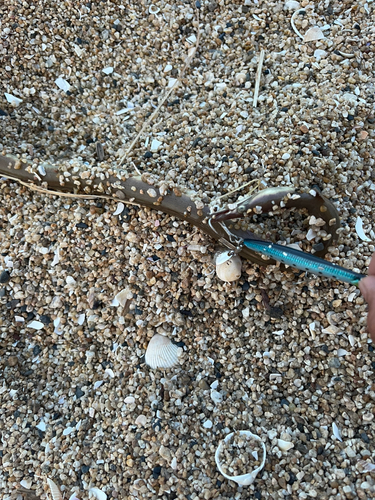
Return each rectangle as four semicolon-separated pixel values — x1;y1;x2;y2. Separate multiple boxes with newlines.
149;4;160;14
215;431;266;486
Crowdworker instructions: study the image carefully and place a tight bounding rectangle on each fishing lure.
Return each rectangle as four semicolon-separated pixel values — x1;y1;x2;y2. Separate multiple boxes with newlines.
243;238;366;286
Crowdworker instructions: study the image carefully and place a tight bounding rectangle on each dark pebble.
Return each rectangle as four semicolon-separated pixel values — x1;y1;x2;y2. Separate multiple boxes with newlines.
295;443;308;455
280;106;289;112
180;309;193;317
75;387;85;398
152;465;162;479
312;242;325;252
242;282;250;291
360;432;370;444
39;315;52;325
281;398;290;407
81;465;90;473
144;151;153;159
47;125;54;132
312;150;321;156
0;288;5;298
216;480;222;488
166;235;175;242
287;472;297;485
347;114;355;121
195;0;201;8
22;369;34;376
26;311;35;321
0;270;11;283
6;299;20;309
254;492;262;500
76;223;89;229
0;109;8;116
33;345;42;356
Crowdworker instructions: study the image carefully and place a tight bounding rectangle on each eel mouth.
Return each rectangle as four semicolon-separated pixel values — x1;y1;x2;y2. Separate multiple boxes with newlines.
0;154;340;267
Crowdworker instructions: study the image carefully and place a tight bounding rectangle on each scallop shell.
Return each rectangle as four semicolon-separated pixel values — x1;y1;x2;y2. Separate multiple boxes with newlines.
47;479;63;500
216;253;242;282
145;334;180;369
303;26;325;42
215;431;266;486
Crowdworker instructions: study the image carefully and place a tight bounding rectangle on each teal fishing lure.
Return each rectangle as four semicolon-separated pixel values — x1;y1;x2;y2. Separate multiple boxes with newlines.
243;239;366;286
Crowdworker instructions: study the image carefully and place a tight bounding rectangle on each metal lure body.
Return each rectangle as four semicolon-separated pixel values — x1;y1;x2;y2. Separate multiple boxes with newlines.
243;239;366;285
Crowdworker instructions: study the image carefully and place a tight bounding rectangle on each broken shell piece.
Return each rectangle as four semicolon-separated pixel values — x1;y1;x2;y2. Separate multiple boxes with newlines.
216;253;242;282
47;479;63;500
114;287;133;307
215;431;266;486
355;216;372;242
277;439;294;452
303;26;325;42
284;0;300;9
145;334;180;369
89;487;107;500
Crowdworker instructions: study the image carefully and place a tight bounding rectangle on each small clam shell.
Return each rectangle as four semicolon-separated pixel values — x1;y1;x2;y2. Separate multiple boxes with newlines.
145;334;180;369
216;254;242;282
215;431;266;486
303;26;325;42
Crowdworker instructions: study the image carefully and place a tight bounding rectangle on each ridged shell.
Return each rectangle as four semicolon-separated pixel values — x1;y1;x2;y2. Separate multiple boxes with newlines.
216;254;242;282
89;487;107;500
47;479;63;500
145;334;180;369
215;431;266;486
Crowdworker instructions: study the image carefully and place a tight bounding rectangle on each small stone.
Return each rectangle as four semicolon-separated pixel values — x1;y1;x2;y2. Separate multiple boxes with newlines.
198;379;210;391
159;445;171;460
75;387;85;399
300;124;309;133
332;299;342;308
6;356;18;367
0;270;11;283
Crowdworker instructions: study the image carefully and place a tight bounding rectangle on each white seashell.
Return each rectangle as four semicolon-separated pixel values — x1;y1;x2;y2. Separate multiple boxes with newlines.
135;414;147;426
215;431;266;486
211;389;223;404
277;439;294;452
47;479;63;500
348;335;355;347
171;457;178;470
55;77;71;92
89;487;107;500
124;396;135;404
145;334;180;369
303;26;325;42
149;4;160;14
284;0;300;10
114;287;133;307
68;493;80;500
4;92;23;105
314;49;327;60
150;139;162;152
113;202;124;216
164;64;173;72
36;421;46;432
105;368;115;378
77;313;85;325
216;251;232;266
27;320;44;330
102;67;114;75
355;216;372;242
203;420;213;429
94;380;103;390
337;348;349;357
38;165;46;176
332;422;342;442
216;254;242;282
20;479;32;489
